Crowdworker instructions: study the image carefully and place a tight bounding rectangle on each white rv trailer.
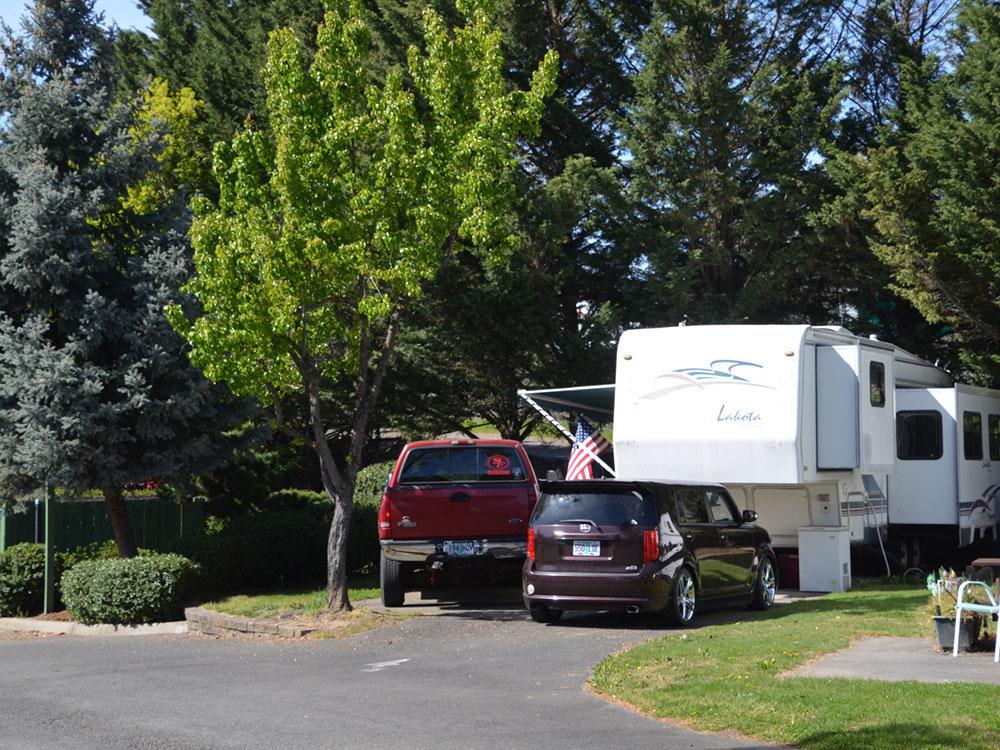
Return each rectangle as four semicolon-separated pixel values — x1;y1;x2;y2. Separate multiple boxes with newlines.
520;324;1000;587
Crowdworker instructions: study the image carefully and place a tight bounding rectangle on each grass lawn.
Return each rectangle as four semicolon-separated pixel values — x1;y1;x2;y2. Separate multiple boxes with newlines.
202;575;381;619
590;581;1000;750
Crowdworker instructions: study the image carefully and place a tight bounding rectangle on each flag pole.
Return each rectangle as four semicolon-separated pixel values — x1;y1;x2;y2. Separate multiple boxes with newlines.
518;390;616;476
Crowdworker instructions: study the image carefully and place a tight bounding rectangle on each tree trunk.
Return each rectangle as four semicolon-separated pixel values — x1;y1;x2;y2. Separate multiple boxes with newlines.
307;311;402;613
324;479;354;612
306;369;355;613
103;487;138;558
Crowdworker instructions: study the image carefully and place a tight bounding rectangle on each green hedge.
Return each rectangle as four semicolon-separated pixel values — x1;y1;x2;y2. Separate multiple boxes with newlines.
0;543;49;616
169;463;392;595
265;489;328;517
354;461;394;507
347;462;392;574
60;553;199;625
59;539;143;570
174;510;327;593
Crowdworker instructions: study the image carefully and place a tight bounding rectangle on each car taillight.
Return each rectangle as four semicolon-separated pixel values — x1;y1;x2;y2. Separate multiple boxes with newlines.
642;529;659;563
378;494;392;540
527;528;535;560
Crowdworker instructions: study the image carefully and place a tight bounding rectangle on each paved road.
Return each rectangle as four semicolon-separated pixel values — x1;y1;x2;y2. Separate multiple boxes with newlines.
0;591;778;750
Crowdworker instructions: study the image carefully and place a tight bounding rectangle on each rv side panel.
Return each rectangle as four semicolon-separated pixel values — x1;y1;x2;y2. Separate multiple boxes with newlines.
815;345;859;470
614;326;808;484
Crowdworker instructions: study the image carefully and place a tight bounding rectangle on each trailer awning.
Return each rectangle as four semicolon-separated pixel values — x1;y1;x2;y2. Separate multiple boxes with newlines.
518;384;615;420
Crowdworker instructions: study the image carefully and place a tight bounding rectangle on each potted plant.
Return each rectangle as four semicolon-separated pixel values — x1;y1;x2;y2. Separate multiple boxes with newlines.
928;569;984;651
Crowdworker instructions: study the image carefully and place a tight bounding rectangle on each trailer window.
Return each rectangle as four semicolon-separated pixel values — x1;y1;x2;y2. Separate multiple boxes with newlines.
869;361;886;407
990;415;1000;461
963;411;983;461
897;411;942;460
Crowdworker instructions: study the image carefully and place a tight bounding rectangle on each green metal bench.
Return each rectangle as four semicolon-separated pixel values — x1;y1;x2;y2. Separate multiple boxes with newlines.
952;580;1000;663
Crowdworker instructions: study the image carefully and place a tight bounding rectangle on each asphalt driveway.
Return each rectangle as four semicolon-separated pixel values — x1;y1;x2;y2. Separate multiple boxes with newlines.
0;591;779;750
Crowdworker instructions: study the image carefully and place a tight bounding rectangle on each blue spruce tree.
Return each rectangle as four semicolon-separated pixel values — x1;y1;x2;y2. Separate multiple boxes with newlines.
0;0;252;556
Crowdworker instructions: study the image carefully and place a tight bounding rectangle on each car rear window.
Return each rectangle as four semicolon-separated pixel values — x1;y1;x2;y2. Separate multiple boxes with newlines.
531;488;657;527
398;447;527;483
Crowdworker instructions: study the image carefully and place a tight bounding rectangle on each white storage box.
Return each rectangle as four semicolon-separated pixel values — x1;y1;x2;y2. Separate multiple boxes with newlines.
798;526;851;592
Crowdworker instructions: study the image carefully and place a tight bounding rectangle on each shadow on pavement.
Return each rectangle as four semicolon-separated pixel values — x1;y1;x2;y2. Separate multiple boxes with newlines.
389;584;767;631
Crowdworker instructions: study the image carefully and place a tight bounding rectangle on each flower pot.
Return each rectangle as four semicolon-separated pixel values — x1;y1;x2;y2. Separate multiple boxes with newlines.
933;614;980;651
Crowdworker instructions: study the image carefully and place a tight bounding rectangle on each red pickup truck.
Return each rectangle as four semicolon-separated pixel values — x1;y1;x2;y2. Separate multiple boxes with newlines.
378;439;539;606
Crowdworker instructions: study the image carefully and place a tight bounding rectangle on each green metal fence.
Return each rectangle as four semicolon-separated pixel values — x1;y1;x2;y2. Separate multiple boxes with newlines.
0;495;204;553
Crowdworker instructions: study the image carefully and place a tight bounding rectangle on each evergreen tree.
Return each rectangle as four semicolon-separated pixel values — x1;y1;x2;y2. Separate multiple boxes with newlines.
624;0;849;327
0;0;251;556
864;0;1000;383
808;0;960;362
117;0;326;145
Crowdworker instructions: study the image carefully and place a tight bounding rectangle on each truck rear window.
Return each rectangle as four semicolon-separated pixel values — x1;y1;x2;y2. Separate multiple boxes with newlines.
531;489;657;527
399;447;527;483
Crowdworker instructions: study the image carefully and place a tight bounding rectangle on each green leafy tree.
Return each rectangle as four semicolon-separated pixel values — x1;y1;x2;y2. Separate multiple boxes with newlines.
171;0;557;610
0;0;252;557
371;0;646;439
864;0;1000;382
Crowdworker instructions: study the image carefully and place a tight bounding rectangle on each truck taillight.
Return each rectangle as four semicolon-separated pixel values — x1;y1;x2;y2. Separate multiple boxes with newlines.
527;528;535;560
642;529;659;563
378;494;391;540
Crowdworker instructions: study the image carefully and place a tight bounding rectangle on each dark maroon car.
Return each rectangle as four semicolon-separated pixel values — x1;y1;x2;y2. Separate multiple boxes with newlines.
522;480;776;625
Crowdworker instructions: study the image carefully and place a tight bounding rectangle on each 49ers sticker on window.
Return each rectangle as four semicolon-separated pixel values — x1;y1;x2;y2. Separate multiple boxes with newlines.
485;453;512;476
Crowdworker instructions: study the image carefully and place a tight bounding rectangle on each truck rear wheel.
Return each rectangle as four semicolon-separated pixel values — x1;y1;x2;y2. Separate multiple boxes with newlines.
380;551;405;607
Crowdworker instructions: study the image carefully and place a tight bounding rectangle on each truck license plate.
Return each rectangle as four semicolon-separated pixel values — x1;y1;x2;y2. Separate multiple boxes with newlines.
445;541;475;556
572;541;600;557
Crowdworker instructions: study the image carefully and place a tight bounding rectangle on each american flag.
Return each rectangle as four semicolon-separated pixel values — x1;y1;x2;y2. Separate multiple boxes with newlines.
566;417;610;480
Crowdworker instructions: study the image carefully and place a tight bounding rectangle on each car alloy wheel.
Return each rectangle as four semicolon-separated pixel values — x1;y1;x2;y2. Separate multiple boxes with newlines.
669;568;696;626
750;557;776;611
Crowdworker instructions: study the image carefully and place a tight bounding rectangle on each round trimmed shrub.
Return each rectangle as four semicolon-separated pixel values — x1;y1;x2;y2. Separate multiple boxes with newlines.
60;553;199;625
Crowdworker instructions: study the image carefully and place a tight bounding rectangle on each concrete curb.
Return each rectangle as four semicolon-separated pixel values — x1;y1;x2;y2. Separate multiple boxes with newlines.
0;617;187;637
184;607;315;638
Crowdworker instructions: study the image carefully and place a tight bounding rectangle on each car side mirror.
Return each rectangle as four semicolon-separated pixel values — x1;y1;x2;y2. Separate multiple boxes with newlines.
741;509;758;523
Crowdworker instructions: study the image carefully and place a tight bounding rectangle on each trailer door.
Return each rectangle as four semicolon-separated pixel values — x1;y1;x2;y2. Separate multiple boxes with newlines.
890;389;956;527
956;387;1000;544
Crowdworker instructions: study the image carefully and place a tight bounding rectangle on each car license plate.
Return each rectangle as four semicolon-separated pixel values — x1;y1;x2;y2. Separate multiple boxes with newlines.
445;541;475;556
572;541;601;557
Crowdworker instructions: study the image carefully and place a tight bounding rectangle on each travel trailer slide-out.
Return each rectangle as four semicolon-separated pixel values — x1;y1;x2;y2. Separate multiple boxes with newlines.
520;325;1000;591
